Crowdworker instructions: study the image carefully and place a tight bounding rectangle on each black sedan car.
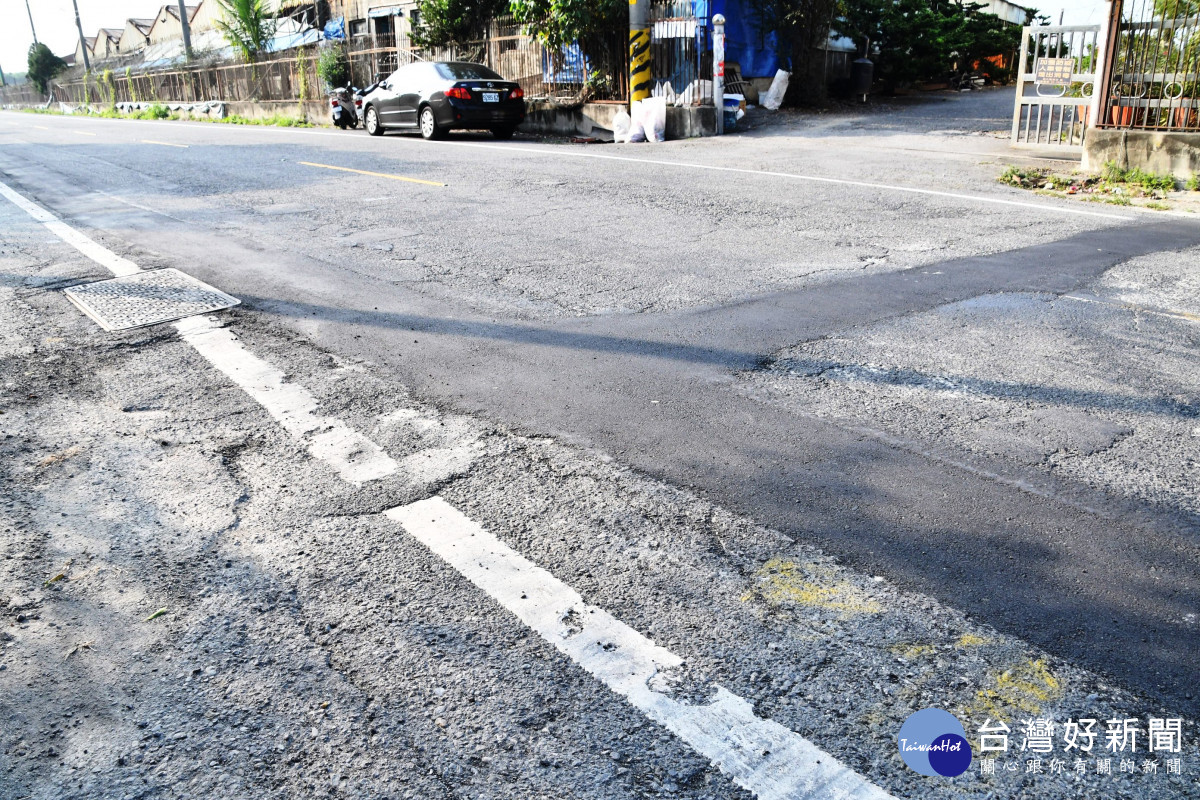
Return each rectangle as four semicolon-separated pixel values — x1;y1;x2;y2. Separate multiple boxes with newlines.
362;61;526;140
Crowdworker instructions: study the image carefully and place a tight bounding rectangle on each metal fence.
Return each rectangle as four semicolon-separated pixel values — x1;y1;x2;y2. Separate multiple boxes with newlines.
0;83;47;105
1103;0;1200;130
32;15;722;110
650;0;712;106
51;53;323;105
1011;25;1100;148
385;17;631;102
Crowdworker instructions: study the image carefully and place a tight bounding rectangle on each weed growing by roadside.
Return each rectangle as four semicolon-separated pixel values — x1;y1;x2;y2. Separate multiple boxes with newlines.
1000;165;1070;189
1188;174;1200;192
18;104;310;127
1102;161;1177;191
192;113;313;127
20;103;175;120
1000;161;1180;210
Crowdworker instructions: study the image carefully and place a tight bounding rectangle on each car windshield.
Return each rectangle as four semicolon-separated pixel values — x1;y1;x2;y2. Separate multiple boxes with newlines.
435;63;503;80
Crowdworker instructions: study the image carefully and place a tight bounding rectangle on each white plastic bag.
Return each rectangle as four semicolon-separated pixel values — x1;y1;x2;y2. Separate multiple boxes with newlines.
675;79;713;107
761;69;790;110
612;109;632;143
627;100;647;143
641;96;666;143
653;80;676;106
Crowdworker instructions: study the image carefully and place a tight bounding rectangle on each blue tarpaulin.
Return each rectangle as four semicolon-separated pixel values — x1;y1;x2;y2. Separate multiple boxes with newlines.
324;16;346;40
269;28;321;52
708;0;778;77
543;43;589;84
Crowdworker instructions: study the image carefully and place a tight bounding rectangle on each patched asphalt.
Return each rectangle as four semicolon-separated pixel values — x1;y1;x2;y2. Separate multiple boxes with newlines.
1;89;1198;798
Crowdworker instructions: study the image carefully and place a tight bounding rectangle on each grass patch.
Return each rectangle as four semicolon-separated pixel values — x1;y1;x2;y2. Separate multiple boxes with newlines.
20;103;310;128
1001;160;1188;207
193;113;313;128
1102;161;1177;191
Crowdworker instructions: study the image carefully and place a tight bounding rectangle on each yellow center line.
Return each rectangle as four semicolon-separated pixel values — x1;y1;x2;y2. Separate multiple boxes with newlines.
298;161;446;187
73;130;98;137
142;139;189;148
33;125;48;130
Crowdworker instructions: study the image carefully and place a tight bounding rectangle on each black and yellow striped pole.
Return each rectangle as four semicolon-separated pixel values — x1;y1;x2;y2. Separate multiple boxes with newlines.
629;0;651;104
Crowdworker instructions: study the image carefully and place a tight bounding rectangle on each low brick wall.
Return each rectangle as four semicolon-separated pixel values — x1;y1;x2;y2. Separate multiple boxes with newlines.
1083;129;1200;180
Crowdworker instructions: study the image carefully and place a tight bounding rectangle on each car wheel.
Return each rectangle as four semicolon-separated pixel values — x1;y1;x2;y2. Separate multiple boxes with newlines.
420;106;445;140
491;126;515;140
365;106;383;136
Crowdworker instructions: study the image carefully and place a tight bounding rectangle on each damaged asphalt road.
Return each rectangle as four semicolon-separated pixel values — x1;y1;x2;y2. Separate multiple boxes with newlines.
1;91;1198;799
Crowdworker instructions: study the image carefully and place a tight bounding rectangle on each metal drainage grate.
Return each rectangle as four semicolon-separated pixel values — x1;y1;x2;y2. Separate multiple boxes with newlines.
64;268;240;331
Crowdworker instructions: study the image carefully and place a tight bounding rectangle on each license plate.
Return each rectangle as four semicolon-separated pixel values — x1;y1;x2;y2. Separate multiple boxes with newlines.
482;92;499;103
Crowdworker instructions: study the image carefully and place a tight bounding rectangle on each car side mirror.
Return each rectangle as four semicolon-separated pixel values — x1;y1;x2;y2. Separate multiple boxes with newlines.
381;81;390;90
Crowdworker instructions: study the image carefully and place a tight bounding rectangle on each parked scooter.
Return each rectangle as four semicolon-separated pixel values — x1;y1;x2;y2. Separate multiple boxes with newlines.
351;75;383;128
329;84;358;129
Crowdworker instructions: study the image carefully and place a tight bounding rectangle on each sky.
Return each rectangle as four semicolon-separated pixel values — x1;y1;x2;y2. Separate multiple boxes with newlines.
1;0;167;75
0;0;1109;77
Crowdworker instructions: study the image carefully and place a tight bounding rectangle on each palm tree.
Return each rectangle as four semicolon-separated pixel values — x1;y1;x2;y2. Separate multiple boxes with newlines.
216;0;279;62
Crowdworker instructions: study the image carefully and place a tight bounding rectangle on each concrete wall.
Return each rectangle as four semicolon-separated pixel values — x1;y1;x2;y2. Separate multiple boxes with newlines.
519;100;716;140
1083;129;1200;180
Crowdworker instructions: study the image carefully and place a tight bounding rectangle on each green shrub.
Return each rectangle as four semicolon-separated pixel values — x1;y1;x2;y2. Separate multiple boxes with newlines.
316;46;350;89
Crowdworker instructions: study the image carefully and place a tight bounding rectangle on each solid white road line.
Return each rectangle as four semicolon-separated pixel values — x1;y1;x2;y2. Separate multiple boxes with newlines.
0;110;1136;221
425;139;1137;221
387;497;895;800
174;315;398;483
0;180;142;277
1061;292;1200;323
0;176;397;484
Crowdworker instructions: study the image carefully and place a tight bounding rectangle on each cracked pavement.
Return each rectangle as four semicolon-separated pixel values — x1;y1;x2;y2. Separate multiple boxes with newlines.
1;88;1198;799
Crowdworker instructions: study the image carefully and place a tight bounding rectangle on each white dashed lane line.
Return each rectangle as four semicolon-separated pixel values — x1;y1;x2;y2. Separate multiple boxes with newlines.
388;497;896;800
0;177;397;484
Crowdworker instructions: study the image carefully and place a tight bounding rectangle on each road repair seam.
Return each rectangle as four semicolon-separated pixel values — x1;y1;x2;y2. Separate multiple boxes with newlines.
0;176;397;484
7;164;893;798
387;496;895;800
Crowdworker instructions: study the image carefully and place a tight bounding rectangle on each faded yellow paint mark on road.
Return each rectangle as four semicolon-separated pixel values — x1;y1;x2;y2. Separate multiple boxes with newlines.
142;140;188;148
890;642;937;660
37;445;83;468
299;161;446;187
742;558;883;616
965;658;1063;720
957;632;990;648
72;130;97;136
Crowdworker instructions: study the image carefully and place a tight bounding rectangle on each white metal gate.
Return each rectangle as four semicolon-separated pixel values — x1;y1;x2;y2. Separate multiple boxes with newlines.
1011;24;1101;150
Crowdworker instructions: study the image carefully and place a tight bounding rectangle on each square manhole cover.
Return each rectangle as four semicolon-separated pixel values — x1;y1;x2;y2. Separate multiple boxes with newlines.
64;268;240;331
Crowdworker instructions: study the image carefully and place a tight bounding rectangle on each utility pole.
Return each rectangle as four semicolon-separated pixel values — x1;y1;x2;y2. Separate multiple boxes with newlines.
72;0;91;72
25;0;38;44
178;1;193;60
713;14;725;135
628;0;650;104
